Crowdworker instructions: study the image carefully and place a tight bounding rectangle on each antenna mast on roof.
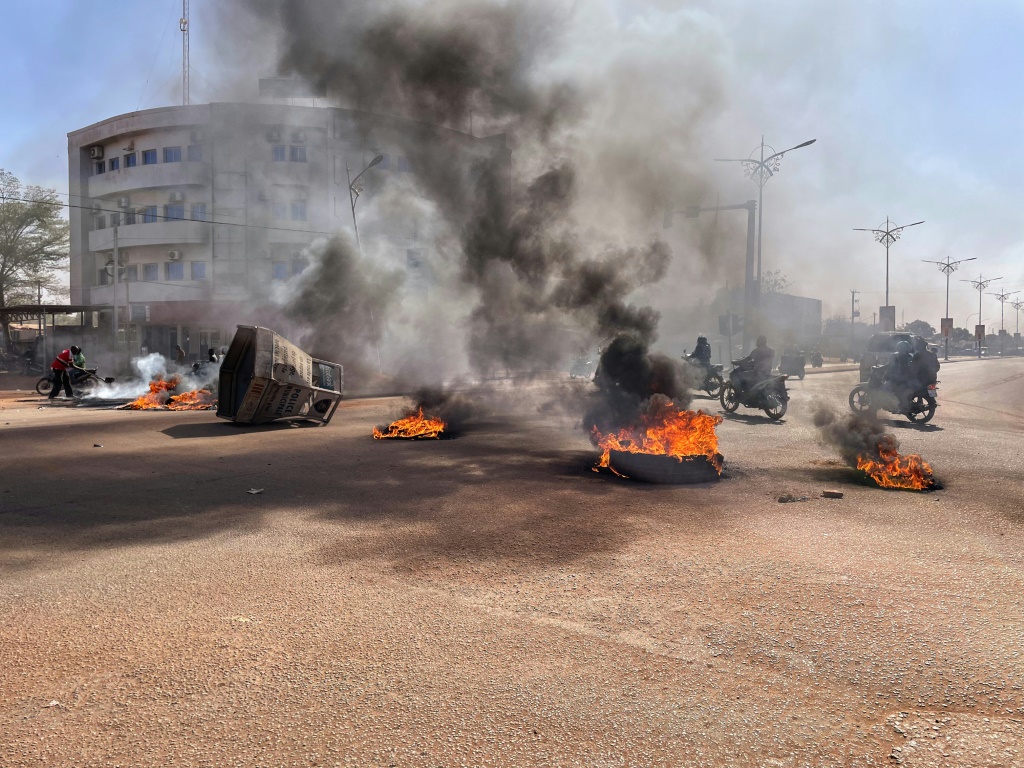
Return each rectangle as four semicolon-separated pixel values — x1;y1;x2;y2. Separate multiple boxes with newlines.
180;0;190;106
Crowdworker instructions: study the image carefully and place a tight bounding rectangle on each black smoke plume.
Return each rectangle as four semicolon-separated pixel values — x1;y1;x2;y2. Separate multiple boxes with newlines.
812;401;900;467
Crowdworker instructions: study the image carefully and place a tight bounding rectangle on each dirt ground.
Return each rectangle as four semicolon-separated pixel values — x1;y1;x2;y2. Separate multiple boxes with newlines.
1;360;1022;766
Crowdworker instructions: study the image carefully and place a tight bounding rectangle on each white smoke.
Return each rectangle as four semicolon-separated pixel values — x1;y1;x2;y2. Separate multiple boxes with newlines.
85;353;220;401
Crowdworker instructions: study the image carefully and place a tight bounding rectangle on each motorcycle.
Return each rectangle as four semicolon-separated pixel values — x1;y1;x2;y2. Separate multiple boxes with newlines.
720;361;790;420
36;368;115;397
848;366;937;424
684;359;724;397
779;351;806;379
809;351;824;368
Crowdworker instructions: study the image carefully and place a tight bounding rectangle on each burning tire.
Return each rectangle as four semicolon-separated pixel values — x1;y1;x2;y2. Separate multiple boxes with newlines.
848;384;874;416
906;394;936;424
608;450;721;484
763;392;787;420
702;372;724;398
719;383;739;412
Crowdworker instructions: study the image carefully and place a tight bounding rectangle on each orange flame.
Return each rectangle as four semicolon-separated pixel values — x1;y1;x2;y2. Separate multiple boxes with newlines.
373;407;446;439
167;389;217;411
857;445;934;490
122;376;180;410
592;400;723;474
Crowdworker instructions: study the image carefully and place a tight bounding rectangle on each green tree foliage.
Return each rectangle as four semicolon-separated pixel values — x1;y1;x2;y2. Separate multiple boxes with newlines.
760;269;791;295
951;327;972;343
901;319;936;338
0;170;69;349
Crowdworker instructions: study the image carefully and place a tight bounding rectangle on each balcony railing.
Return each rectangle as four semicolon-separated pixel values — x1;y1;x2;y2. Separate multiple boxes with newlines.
88;161;210;198
89;220;210;252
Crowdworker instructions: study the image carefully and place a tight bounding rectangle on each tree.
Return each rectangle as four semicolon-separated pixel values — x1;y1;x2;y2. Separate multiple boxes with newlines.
0;170;69;350
951;327;971;343
901;319;936;338
760;269;791;295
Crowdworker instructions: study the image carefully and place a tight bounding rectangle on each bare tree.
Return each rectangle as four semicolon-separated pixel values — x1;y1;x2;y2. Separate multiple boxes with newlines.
760;269;791;295
0;170;69;350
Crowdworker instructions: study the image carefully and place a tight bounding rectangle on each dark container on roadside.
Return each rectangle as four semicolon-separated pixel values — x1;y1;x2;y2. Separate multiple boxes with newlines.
216;325;344;425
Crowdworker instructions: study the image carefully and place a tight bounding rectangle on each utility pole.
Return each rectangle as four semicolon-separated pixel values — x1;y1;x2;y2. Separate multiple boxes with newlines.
989;289;1019;356
111;224;120;356
180;0;190;106
1012;299;1024;356
923;255;976;360
853;216;924;329
961;274;1000;358
850;289;859;359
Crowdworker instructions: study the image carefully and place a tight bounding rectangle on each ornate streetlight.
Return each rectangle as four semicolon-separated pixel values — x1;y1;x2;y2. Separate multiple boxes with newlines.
922;255;975;360
988;289;1019;356
960;274;1000;358
1012;299;1024;355
853;218;924;325
714;137;816;307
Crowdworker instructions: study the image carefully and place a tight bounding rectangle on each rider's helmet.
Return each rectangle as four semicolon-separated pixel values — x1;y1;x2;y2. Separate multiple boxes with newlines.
70;345;81;355
895;340;912;355
697;335;707;344
756;335;767;348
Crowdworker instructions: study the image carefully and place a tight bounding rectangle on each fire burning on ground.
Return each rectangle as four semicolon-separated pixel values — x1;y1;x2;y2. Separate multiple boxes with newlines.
373;408;446;439
119;376;217;412
592;399;724;477
813;403;936;491
856;445;934;490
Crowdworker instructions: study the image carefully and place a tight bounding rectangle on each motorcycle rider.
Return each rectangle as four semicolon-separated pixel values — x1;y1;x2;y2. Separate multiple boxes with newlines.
882;340;915;407
48;345;86;399
912;337;940;393
736;335;775;393
686;335;712;367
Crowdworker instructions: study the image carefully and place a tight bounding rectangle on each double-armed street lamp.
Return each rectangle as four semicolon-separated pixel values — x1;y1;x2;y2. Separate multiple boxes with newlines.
714;137;816;308
922;255;976;360
854;217;924;329
1012;299;1024;355
961;274;1001;358
989;289;1020;356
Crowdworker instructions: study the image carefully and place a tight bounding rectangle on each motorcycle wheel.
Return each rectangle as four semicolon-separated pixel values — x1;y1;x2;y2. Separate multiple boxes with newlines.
798;372;806;380
763;393;787;420
720;383;740;412
703;372;724;398
848;385;873;415
906;395;936;424
35;376;51;396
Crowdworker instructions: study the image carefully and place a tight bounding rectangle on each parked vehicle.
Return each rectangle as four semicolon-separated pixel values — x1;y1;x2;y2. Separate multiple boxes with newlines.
779;351;806;379
859;332;921;381
720;361;790;420
848;366;937;423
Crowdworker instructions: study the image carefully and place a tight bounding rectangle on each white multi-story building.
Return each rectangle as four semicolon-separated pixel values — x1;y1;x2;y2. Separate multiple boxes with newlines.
68;98;508;362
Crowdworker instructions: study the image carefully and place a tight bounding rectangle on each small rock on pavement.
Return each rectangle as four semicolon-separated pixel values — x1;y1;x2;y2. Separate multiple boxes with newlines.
93;444;103;448
778;494;809;503
247;488;264;495
822;489;844;499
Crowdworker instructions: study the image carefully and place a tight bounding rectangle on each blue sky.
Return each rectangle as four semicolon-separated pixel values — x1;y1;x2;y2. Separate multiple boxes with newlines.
2;0;1022;325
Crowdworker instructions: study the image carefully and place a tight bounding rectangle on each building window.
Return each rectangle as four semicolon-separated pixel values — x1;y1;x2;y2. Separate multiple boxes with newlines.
124;209;136;225
186;144;202;162
142;149;157;165
94;161;105;174
163;146;182;163
124;153;137;168
289;145;307;163
165;204;185;221
271;202;287;220
143;206;158;223
109;157;120;171
291;259;309;276
290;201;307;221
272;145;286;162
97;269;109;286
110;212;120;228
143;263;158;281
190;203;207;221
125;265;138;283
130;304;148;321
94;215;105;230
166;262;185;281
272;262;289;281
191;261;207;280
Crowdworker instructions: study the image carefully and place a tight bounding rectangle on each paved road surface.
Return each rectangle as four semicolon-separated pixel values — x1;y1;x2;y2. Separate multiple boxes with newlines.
1;360;1022;766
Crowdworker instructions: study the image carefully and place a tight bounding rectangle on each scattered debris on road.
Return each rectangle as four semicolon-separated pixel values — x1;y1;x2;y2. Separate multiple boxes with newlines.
822;489;844;499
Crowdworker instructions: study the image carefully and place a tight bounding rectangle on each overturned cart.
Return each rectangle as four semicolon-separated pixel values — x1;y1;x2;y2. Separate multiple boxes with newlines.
217;325;344;425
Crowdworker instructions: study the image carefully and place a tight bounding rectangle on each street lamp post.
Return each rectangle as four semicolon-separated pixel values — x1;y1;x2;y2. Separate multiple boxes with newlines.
854;217;924;328
347;154;385;372
988;289;1019;356
1012;299;1024;355
961;274;1000;358
922;255;976;360
714;137;816;312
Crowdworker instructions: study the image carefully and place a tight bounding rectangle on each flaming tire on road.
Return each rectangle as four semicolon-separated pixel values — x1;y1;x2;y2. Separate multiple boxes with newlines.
373;408;446;440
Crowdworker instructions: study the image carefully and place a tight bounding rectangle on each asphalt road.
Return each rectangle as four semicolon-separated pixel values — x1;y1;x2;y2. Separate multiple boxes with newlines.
1;359;1022;767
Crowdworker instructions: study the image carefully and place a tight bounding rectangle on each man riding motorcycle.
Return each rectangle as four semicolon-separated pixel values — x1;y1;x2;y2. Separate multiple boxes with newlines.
912;337;940;390
686;335;712;367
735;335;775;394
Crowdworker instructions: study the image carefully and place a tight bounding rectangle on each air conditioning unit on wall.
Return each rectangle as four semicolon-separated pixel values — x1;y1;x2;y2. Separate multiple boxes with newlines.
169;191;185;203
89;146;104;160
91;202;102;213
266;129;281;142
292;130;306;143
117;197;130;208
190;130;203;144
168;250;182;261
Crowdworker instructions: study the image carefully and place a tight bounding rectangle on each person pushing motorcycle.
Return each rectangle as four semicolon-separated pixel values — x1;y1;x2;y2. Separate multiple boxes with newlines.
49;345;86;399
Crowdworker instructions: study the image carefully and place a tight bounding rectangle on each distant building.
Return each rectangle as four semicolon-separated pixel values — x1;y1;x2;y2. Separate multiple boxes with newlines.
68;99;507;362
712;288;823;349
